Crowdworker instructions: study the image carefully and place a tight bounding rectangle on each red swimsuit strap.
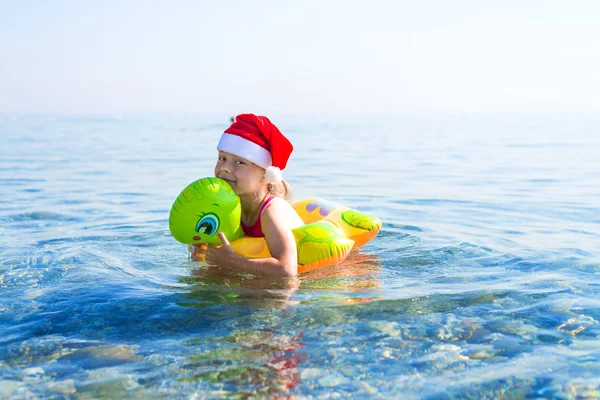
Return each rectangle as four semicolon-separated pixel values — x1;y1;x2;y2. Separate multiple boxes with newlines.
240;196;276;238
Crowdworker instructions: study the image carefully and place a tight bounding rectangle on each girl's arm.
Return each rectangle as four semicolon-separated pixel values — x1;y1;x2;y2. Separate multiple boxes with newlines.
202;199;300;277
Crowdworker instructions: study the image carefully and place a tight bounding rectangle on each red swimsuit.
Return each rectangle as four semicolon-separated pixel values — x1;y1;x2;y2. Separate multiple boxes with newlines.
241;196;276;238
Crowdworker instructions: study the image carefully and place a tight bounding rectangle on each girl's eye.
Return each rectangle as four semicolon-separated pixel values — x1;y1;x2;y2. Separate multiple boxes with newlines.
195;213;220;236
235;160;245;165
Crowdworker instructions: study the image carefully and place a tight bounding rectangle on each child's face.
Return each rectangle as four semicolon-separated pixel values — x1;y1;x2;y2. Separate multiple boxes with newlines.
214;151;265;196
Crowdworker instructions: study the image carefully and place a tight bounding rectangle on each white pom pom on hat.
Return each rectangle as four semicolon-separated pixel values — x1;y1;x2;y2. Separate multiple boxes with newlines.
216;114;293;184
264;166;283;184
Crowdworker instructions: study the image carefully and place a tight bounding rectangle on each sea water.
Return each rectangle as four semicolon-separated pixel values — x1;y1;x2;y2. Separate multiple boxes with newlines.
1;113;599;398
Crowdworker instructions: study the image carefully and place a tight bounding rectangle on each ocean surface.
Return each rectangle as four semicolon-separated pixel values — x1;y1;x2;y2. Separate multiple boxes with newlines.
1;113;599;399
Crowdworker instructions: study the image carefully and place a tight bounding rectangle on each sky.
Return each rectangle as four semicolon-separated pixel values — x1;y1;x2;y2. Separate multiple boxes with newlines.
1;0;599;115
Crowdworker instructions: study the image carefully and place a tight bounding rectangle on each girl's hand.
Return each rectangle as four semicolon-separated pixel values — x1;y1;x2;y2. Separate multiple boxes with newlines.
205;232;236;266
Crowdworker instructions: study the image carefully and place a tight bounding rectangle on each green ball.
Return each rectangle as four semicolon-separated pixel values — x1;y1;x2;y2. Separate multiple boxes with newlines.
169;177;244;245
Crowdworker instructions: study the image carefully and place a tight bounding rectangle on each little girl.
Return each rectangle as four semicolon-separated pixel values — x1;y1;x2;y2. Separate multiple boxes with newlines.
190;113;305;277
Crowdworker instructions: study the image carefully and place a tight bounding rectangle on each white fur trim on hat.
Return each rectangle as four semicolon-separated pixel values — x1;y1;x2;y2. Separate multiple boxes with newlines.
264;166;283;184
217;133;272;169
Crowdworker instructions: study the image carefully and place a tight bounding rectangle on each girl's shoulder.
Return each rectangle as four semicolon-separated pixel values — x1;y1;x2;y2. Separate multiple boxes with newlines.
261;196;304;227
262;196;292;215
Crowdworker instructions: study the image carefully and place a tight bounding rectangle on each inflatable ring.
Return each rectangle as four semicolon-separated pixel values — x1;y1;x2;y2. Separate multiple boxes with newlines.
169;177;382;273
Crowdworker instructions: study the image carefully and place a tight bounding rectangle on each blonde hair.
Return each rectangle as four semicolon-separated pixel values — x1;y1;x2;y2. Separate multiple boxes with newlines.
267;180;293;200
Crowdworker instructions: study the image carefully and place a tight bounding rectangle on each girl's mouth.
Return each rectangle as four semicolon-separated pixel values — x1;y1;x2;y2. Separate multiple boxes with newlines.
222;179;235;186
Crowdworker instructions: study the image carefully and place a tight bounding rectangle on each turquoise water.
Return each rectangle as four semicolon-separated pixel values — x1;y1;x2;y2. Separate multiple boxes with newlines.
1;113;599;399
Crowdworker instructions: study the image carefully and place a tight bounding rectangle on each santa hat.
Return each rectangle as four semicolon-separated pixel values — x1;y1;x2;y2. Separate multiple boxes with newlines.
217;113;293;184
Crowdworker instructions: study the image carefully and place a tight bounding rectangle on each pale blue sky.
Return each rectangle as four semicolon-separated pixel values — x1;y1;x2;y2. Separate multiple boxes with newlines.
1;0;599;114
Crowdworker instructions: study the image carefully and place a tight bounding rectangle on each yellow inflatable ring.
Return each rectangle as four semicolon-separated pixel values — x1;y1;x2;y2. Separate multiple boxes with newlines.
169;177;382;273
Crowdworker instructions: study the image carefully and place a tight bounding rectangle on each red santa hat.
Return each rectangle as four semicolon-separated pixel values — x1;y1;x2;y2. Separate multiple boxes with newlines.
217;113;293;184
